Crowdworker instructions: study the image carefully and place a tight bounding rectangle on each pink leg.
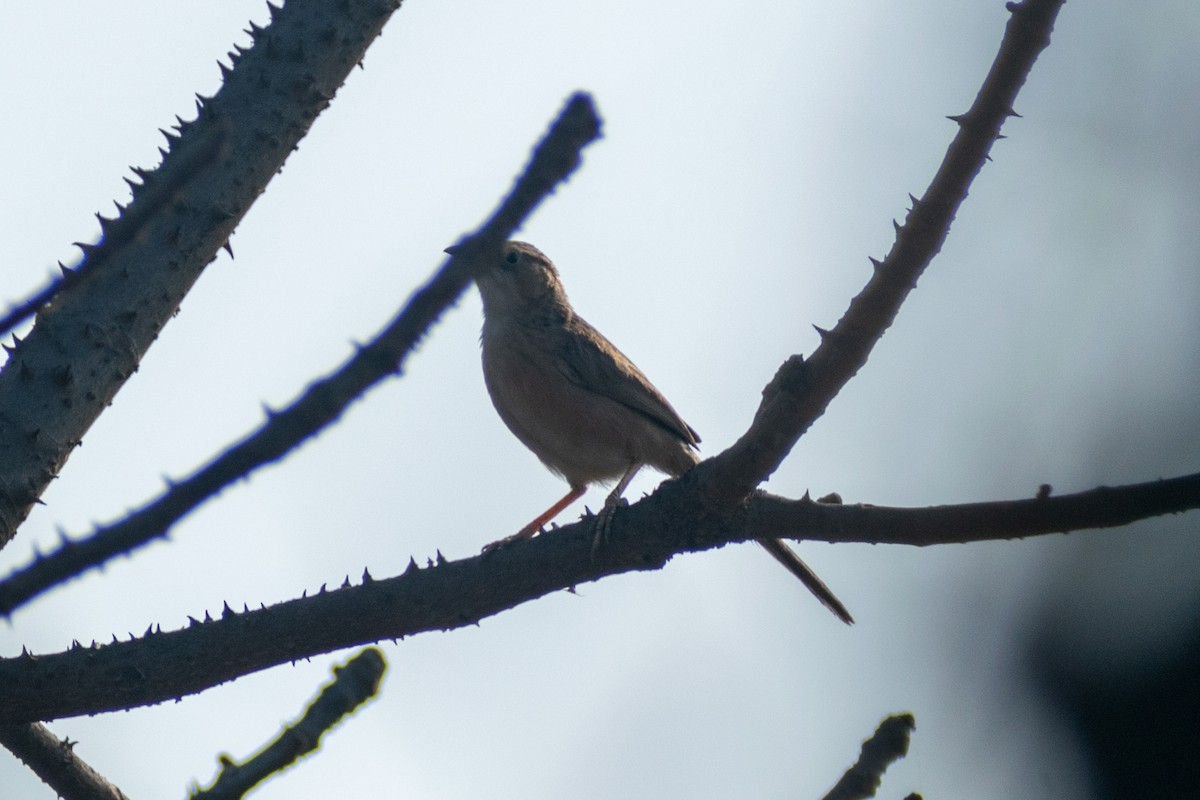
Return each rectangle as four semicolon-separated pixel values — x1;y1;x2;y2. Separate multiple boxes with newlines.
482;484;586;554
517;484;587;538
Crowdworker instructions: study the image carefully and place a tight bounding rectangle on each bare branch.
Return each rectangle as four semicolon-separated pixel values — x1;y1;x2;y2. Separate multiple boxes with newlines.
0;0;403;547
1;469;1194;724
0;722;130;800
189;647;386;800
820;713;916;800
701;0;1067;506
0;92;603;618
745;473;1200;546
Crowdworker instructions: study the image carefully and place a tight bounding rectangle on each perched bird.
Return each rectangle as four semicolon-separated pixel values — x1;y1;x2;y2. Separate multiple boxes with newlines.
449;240;852;624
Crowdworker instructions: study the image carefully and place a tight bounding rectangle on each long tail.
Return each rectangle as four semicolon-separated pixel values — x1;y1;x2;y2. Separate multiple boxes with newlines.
756;537;854;624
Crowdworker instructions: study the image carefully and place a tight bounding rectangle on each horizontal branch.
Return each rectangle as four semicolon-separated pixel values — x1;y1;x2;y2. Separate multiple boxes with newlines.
0;92;603;619
1;468;1194;724
747;473;1200;546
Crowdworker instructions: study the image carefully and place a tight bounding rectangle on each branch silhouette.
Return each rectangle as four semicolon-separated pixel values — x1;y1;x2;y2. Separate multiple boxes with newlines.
0;91;602;618
190;647;386;800
0;0;403;547
701;0;1067;507
2;470;1195;724
0;722;130;800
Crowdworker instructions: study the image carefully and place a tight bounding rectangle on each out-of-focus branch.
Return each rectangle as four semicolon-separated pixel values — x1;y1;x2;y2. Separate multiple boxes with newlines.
0;128;227;340
0;92;603;618
820;714;916;800
700;0;1067;507
0;722;130;800
189;648;386;800
2;469;1194;724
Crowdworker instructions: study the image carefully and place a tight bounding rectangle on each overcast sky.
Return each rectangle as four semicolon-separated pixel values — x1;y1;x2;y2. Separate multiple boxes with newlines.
2;2;1199;798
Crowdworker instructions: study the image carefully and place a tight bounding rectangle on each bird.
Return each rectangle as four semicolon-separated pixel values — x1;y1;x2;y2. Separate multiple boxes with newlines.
447;240;853;624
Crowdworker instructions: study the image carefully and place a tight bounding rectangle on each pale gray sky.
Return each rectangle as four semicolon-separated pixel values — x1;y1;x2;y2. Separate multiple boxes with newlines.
2;2;1198;798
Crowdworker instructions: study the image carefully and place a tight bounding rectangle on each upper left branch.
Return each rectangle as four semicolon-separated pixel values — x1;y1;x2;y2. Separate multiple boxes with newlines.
0;0;403;548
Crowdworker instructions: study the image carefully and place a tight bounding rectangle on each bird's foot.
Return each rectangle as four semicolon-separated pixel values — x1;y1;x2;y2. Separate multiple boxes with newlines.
481;523;541;555
590;496;628;560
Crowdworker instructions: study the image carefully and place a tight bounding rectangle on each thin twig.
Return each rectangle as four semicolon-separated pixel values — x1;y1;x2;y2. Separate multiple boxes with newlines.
702;0;1067;506
747;473;1200;546
820;714;916;800
189;648;386;800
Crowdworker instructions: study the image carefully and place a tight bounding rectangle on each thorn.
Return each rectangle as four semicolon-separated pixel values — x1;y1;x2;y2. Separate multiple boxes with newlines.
144;624;154;637
893;219;902;234
319;583;327;593
1007;108;1022;118
908;193;919;207
341;575;351;589
405;557;419;574
946;113;968;125
222;601;234;618
204;610;213;623
868;256;883;272
188;615;200;627
222;240;234;258
362;567;374;584
812;324;831;340
801;489;812;502
436;549;447;565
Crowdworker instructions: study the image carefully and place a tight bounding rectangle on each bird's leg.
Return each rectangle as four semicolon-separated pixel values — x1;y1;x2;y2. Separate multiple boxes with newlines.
591;463;642;558
481;484;586;554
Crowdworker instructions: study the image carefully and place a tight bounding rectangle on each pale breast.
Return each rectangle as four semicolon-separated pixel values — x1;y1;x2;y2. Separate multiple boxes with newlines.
481;321;697;486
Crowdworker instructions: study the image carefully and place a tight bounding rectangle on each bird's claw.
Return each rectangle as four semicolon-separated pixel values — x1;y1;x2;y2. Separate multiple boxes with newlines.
590;497;628;560
481;525;541;555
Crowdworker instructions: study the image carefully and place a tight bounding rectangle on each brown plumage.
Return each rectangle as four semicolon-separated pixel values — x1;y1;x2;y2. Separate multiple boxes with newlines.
456;240;852;624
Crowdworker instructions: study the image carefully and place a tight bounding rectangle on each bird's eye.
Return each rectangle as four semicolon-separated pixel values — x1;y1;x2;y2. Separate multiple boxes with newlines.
505;252;519;265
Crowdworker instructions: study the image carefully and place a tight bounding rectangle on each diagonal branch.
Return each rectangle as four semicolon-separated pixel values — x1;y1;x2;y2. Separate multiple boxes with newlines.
0;0;404;547
0;722;130;800
1;469;1194;724
0;92;603;619
700;0;1067;507
820;713;916;800
190;647;386;800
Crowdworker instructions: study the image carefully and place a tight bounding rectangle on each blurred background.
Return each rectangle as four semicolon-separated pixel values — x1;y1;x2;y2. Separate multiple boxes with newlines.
2;2;1198;797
